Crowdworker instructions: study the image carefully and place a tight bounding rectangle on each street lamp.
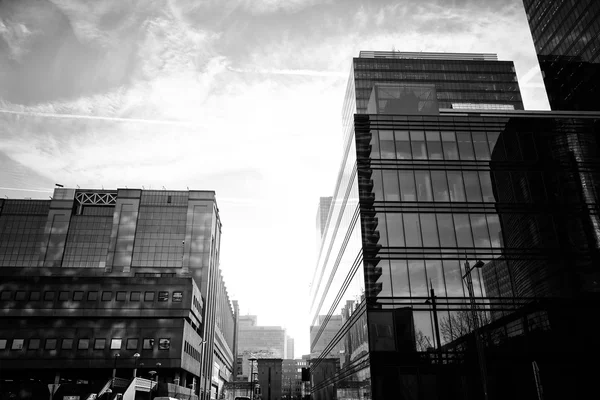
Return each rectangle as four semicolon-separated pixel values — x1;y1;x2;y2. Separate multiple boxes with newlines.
133;353;141;378
462;259;488;400
148;371;157;400
112;353;121;385
196;340;207;400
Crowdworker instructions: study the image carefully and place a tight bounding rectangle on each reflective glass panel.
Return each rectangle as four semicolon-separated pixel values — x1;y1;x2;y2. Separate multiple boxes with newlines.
374;260;392;298
395;131;412;159
426;131;443;159
447;171;466;202
441;132;459;160
486;214;502;248
372;169;383;201
426;260;446;296
403;213;422;247
420;214;439;247
472;132;490;160
379;130;395;159
382;171;400;201
442;260;465;297
457;132;475;160
408;260;427;297
415;171;433;201
436;214;457;247
463;171;483;202
431;171;450;201
410;131;427;159
470;214;491;248
370;131;380;159
479;171;495;202
454;214;474;247
399;171;417;201
386;213;405;247
390;260;410;298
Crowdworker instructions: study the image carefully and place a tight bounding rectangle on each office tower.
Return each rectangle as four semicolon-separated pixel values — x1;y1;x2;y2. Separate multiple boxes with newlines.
522;0;600;110
0;187;236;400
236;315;287;379
309;51;600;400
257;359;283;400
286;336;295;359
282;359;309;400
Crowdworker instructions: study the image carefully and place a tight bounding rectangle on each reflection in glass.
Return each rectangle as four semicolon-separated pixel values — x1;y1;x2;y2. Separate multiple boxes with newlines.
470;214;491;247
479;171;495;202
486;214;502;247
370;130;380;158
375;259;392;298
376;212;388;247
447;171;466;202
410;131;427;159
390;260;410;298
386;214;405;247
426;131;443;159
399;171;416;201
457;132;475;160
436;214;457;247
403;214;422;247
408;260;427;297
413;311;435;351
442;260;465;297
472;132;491;160
487;131;500;153
415;171;433;201
431;171;450;201
426;260;446;296
395;131;411;159
420;214;439;247
463;171;483;202
379;130;395;159
372;169;383;200
441;132;459;160
454;214;474;247
382;170;400;201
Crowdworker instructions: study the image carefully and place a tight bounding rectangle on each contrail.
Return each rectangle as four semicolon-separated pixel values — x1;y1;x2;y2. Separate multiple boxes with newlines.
0;109;200;126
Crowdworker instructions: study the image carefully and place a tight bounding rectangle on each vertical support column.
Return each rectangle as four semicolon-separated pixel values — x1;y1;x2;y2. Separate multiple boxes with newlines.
105;189;141;273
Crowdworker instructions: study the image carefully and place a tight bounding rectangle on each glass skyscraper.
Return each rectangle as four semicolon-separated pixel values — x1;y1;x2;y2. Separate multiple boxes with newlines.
522;0;600;110
310;51;600;400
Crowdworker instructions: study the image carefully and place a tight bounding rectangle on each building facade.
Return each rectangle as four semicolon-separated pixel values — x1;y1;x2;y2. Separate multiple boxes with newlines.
236;315;287;380
309;51;600;400
282;359;309;400
522;0;600;110
256;359;282;400
0;188;236;400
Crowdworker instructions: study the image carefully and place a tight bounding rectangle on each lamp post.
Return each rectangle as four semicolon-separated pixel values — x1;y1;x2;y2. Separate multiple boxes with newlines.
148;371;157;400
133;353;141;379
112;353;120;386
248;357;257;400
462;259;489;400
425;281;443;363
197;340;207;400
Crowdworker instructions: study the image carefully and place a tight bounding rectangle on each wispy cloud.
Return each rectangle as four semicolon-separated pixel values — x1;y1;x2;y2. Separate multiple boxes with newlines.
228;66;346;77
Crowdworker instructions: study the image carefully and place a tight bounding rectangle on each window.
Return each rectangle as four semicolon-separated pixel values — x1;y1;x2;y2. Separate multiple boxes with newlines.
29;291;41;301
398;171;416;201
78;339;90;350
172;292;183;302
45;339;57;350
395;131;412;159
441;132;459;160
44;291;55;301
403;213;422;247
143;338;155;350
379;130;395;159
447;171;466;202
158;338;170;350
415;171;433;201
410;131;427;159
116;292;127;301
437;214;457;247
472;132;490;160
110;339;122;350
457;132;475;160
73;291;84;301
158;291;169;302
62;339;74;350
1;291;12;301
0;339;7;350
87;291;98;301
58;291;70;301
463;171;483;202
14;291;27;301
130;292;141;302
94;339;106;350
454;214;474;247
12;339;24;350
382;170;400;201
29;338;41;350
386;213;405;247
420;214;439;247
426;131;443;159
479;172;495;202
127;339;139;350
431;171;450;201
101;291;112;301
144;292;155;302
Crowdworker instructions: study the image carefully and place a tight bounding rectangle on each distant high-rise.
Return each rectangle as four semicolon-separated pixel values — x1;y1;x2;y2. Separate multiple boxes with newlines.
522;0;600;110
236;315;286;379
285;336;295;359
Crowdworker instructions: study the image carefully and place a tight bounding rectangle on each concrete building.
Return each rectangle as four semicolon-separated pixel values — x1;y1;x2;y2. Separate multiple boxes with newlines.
236;315;286;381
285;336;295;360
0;187;237;400
282;359;309;400
256;359;282;400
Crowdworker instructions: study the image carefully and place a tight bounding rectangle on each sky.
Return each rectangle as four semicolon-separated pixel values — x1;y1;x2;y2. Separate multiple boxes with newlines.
0;0;549;358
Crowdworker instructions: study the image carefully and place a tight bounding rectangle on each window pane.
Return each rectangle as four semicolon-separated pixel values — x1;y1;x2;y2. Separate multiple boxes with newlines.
15;291;26;301
486;214;502;248
390;260;410;298
441;132;459;160
399;171;417;201
131;292;141;302
436;214;457;247
44;291;55;301
101;291;112;301
454;215;474;247
415;171;433;201
0;339;7;350
457;132;475;160
158;338;170;350
403;214;423;247
94;339;106;350
420;214;439;247
408;260;427;297
116;292;127;301
479;172;495;202
376;212;388;247
472;132;490;160
78;339;90;350
29;339;40;350
45;339;57;350
158;291;169;302
73;291;84;301
110;339;122;350
426;131;443;159
1;291;14;301
62;339;73;350
370;131;380;158
87;291;98;301
173;292;183;302
386;214;405;247
426;260;446;296
463;171;483;202
144;292;155;301
143;338;155;349
30;291;40;301
431;171;450;201
442;260;465;297
127;339;139;350
395;131;411;159
487;131;501;154
410;131;427;159
370;259;392;298
379;130;395;159
12;339;24;350
372;169;383;201
382;170;400;201
58;291;69;301
447;171;466;202
470;214;491;248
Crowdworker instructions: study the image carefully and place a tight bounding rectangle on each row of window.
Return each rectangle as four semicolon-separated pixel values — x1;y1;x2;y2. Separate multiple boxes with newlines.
0;337;170;351
0;290;184;303
184;340;201;362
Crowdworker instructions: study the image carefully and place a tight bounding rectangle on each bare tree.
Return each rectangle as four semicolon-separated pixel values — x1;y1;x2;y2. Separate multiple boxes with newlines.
439;309;492;343
415;330;434;351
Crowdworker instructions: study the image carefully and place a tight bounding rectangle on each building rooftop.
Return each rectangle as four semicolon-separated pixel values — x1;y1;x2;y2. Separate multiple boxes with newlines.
358;50;498;61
